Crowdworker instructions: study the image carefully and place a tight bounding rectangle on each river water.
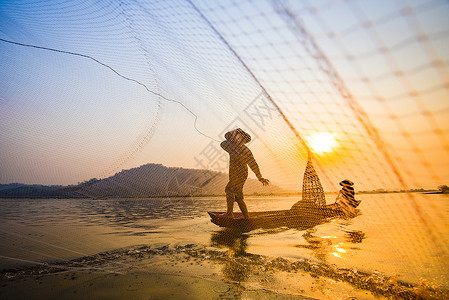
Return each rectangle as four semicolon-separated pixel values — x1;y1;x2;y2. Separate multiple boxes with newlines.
0;193;447;289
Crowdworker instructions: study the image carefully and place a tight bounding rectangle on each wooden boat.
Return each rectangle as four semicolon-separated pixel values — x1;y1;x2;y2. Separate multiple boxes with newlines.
209;157;359;230
208;203;346;230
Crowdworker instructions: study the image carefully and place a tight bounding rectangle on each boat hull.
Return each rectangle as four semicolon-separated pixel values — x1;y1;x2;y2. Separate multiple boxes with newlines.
208;205;345;230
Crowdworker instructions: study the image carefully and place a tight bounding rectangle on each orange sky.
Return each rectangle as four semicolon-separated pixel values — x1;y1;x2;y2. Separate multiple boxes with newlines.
1;0;448;191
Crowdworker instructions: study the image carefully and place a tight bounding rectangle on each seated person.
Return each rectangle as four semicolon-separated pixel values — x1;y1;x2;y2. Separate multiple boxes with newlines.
335;179;361;216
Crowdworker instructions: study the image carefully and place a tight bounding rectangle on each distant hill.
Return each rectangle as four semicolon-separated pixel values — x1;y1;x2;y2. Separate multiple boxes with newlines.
0;164;287;198
0;184;63;198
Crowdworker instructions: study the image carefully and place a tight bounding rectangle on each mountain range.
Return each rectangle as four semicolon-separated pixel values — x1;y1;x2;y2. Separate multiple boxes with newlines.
0;163;288;198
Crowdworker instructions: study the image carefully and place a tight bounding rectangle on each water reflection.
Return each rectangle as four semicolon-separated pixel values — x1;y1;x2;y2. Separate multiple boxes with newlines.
299;231;333;262
295;228;366;262
210;229;249;256
209;222;366;284
345;230;365;243
74;198;223;229
209;218;366;264
210;229;253;282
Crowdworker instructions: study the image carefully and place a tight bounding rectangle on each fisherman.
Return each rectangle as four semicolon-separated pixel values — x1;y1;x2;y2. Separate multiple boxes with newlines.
220;128;269;219
335;179;361;216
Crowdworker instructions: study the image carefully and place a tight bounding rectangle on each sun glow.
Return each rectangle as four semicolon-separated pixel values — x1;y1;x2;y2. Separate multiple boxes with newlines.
306;132;337;154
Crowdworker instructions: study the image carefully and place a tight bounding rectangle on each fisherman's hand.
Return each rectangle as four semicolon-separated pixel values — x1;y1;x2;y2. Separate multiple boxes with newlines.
259;178;270;186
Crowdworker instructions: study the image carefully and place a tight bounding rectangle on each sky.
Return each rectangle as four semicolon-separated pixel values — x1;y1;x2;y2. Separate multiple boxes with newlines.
1;0;448;191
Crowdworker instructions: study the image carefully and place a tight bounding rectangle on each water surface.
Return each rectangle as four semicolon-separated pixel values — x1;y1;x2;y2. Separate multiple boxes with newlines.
0;193;447;288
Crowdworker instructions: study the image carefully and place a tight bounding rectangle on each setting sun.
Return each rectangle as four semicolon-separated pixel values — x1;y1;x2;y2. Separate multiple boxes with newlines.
306;132;337;154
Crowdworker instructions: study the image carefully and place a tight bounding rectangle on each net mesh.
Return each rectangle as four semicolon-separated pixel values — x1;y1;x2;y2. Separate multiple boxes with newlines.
1;0;447;189
0;0;448;296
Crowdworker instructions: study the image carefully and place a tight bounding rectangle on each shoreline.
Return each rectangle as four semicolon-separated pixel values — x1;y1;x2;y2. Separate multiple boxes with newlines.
1;190;446;200
2;243;447;300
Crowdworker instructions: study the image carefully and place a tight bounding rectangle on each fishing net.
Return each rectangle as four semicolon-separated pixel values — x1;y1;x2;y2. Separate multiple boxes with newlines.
1;0;448;297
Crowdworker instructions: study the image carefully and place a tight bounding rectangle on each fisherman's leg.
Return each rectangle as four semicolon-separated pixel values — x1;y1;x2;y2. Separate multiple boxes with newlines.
225;192;235;217
222;183;235;218
235;191;249;219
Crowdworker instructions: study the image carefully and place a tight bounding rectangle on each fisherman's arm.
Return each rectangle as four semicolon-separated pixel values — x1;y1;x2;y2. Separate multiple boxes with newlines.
335;191;342;203
246;150;269;186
